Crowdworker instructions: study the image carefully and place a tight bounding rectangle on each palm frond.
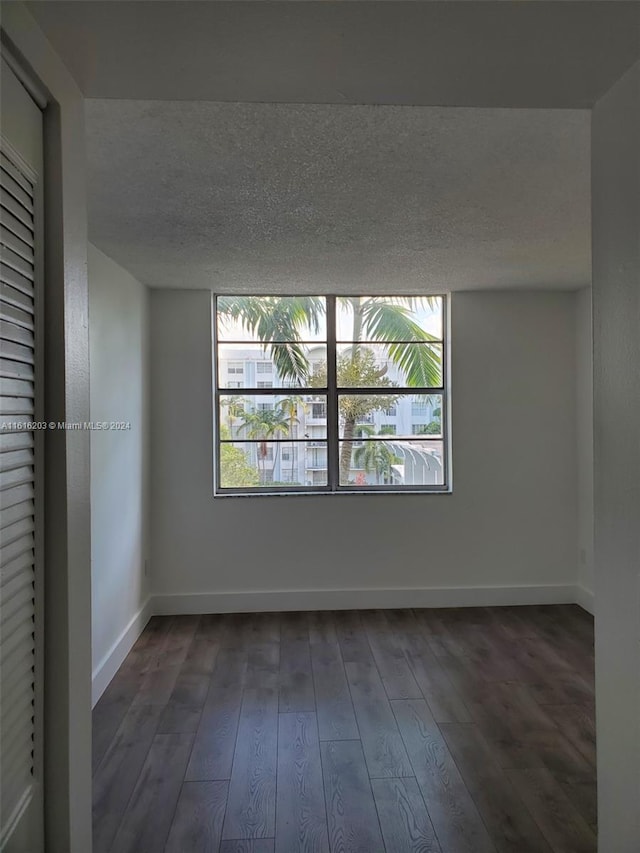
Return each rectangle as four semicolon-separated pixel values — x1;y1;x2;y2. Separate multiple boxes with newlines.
385;341;442;387
359;300;442;387
218;296;324;340
217;296;324;383
269;342;313;384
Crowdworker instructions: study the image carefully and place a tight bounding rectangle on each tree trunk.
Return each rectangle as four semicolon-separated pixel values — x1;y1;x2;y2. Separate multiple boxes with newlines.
259;440;267;484
338;298;365;485
340;415;357;484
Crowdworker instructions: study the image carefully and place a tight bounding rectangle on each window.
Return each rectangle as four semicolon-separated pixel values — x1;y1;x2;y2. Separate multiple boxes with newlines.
215;295;447;492
311;402;326;419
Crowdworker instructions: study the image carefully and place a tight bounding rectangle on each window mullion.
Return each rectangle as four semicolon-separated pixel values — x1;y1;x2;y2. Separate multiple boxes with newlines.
326;296;339;491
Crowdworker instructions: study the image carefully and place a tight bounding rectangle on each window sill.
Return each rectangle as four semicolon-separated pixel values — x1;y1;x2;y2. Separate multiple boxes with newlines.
213;488;453;499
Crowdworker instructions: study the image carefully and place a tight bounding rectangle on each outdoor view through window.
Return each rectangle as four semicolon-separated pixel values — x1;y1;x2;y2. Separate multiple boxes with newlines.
214;296;447;493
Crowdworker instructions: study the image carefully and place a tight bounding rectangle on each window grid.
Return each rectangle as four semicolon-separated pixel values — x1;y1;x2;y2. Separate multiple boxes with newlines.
215;295;448;494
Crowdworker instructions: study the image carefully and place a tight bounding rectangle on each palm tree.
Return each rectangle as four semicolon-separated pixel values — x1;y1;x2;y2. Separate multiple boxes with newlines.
221;395;246;437
218;296;441;483
276;395;308;483
336;297;440;481
218;296;325;384
354;440;400;485
238;406;290;483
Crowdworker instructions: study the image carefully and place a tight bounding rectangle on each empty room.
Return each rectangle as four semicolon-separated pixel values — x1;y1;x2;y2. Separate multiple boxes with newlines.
0;2;638;852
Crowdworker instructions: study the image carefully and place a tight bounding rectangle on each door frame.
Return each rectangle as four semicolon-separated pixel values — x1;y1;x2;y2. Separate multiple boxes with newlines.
1;14;93;852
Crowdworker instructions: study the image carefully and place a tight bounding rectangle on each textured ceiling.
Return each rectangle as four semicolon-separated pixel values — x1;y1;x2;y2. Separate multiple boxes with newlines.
86;100;590;292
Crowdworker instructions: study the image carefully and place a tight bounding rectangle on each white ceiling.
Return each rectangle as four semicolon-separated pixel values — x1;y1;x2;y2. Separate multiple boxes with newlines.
27;1;631;292
26;2;640;108
86;100;590;292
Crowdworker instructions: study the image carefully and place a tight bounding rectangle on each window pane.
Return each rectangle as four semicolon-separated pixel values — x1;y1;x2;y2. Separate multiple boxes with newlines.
217;343;327;388
338;394;443;439
336;296;443;342
217;296;326;342
219;440;328;488
214;295;448;493
339;439;444;487
219;394;327;440
336;343;442;388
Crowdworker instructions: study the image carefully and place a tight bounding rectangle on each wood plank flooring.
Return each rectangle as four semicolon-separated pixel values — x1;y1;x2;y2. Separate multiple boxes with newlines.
93;605;596;853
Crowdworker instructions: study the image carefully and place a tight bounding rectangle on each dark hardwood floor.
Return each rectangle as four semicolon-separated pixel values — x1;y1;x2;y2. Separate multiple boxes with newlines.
93;605;597;853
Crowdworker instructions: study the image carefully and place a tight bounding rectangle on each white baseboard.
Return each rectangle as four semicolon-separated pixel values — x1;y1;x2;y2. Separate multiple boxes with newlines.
93;585;586;699
575;584;595;615
92;597;153;707
152;583;579;616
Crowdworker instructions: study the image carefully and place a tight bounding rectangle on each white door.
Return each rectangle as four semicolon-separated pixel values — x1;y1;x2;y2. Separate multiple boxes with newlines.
0;58;44;852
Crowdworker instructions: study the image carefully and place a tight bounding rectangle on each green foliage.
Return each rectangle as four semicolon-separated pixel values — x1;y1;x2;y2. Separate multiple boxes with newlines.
219;425;259;487
354;441;401;484
221;396;246;430
217;296;441;387
349;298;441;387
311;349;400;423
217;295;444;485
423;408;442;435
217;296;324;384
238;407;290;440
276;395;305;431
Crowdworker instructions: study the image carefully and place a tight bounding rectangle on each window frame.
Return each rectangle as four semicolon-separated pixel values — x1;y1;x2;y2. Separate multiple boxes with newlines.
213;294;449;496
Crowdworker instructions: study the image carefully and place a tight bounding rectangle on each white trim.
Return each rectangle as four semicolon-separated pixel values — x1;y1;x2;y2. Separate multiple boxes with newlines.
93;585;589;703
575;584;595;615
0;33;49;109
152;584;579;616
91;598;153;707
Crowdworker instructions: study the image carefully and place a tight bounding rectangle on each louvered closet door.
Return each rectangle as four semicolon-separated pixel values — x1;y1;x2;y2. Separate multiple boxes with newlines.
0;59;43;852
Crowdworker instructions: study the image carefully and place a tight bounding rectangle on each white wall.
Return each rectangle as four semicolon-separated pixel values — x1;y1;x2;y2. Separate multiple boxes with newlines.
89;245;150;703
150;289;580;611
576;287;594;608
592;61;640;852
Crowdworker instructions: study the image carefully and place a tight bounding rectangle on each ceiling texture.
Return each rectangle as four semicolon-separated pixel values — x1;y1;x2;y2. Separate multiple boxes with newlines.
26;1;640;291
86;100;590;292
